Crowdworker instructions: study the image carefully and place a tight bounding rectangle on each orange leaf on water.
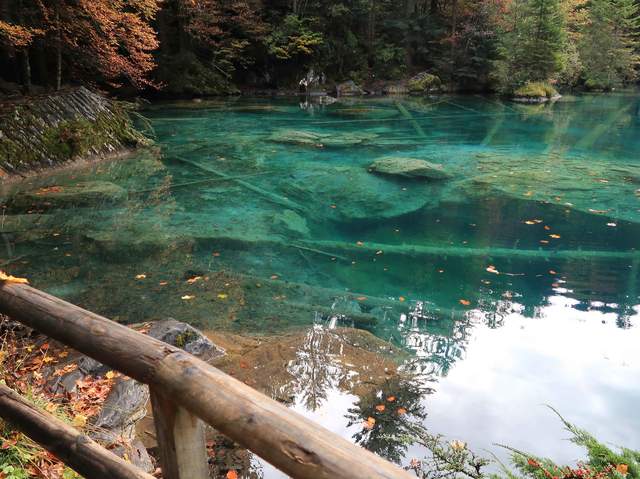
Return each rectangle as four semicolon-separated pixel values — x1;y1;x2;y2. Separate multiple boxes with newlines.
376;405;386;411
0;270;28;284
270;275;278;279
549;234;561;239
358;297;366;300
399;297;405;301
227;472;238;479
387;397;395;401
398;409;407;414
550;270;556;274
357;242;363;245
523;192;532;196
459;300;470;305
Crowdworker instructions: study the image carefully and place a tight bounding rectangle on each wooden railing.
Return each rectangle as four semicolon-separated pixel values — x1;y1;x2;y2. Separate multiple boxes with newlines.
0;282;416;479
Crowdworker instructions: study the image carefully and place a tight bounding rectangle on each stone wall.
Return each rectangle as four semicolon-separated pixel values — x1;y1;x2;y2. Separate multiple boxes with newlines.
0;87;139;180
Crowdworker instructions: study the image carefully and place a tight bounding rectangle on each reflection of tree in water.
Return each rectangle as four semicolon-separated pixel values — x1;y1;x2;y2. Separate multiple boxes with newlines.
285;325;349;411
345;374;434;465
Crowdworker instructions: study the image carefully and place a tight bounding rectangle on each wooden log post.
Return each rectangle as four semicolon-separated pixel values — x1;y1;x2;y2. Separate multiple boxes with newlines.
0;283;417;479
0;382;154;479
150;388;209;479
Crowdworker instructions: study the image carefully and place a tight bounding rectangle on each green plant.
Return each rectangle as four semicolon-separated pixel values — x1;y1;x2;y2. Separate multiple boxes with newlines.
514;81;558;97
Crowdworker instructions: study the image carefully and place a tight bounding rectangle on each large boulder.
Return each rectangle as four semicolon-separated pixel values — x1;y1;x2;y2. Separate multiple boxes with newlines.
269;129;377;148
332;80;364;97
407;72;441;93
370;157;451;179
272;210;311;239
146;317;226;362
278;162;444;220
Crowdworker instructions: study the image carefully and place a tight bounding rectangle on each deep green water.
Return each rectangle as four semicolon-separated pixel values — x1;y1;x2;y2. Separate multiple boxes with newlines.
2;89;640;476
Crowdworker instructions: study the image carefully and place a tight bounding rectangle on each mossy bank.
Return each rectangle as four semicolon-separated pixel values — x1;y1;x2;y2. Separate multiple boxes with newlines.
0;88;140;182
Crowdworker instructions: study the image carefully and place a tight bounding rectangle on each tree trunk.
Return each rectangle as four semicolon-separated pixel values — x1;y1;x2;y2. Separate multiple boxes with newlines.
430;0;438;15
36;48;48;85
55;7;62;90
155;7;170;56
21;47;32;95
404;0;415;66
451;0;457;55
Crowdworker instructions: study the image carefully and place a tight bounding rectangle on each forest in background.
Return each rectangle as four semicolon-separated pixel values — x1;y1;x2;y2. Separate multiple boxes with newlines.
0;0;638;97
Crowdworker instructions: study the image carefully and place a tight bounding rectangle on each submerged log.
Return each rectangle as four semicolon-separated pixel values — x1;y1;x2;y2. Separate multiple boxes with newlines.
394;101;426;138
0;382;153;479
300;239;640;262
171;156;305;212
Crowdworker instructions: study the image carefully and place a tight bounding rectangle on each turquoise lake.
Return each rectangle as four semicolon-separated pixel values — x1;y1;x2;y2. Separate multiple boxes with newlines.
2;88;640;476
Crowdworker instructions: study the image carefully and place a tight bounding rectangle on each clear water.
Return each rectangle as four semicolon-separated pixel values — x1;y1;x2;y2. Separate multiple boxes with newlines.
2;88;640;474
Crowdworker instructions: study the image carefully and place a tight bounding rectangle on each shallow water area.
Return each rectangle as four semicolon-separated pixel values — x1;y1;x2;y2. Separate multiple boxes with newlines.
2;88;640;476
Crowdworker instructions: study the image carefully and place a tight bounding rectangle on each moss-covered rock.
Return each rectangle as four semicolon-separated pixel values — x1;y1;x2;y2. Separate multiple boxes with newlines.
0;87;139;178
407;72;441;93
332;80;364;97
513;81;559;101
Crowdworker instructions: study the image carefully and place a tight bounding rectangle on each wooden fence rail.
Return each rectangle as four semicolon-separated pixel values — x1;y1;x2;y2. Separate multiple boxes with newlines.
0;282;416;479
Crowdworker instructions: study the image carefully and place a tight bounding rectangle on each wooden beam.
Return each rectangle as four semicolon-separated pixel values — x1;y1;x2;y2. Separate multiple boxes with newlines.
0;382;154;479
150;388;208;479
0;283;416;479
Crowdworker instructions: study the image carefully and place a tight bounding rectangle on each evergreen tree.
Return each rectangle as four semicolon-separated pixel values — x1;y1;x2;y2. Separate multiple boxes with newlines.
578;0;640;88
491;0;566;93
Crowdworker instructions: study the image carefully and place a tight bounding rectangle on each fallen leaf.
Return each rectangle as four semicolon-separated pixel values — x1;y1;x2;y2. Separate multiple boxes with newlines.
523;192;532;196
367;417;375;424
616;465;629;475
550;270;556;274
159;282;168;285
399;297;405;301
0;270;29;284
270;275;278;279
357;241;363;245
206;440;215;448
549;234;561;239
40;344;50;350
362;421;374;429
136;274;146;279
376;405;385;411
387;397;395;401
358;297;366;300
240;362;249;369
186;277;201;284
106;371;115;379
45;403;57;413
217;294;228;298
398;409;407;414
181;295;195;299
73;414;88;426
459;300;470;305
227;472;238;479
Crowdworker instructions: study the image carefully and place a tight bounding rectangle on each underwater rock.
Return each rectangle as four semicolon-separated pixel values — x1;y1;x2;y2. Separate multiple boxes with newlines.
268;129;330;145
279;162;440;220
0;214;55;232
208;325;414;403
370;157;451;179
146;317;226;362
11;180;125;209
272;209;311;239
268;129;378;148
84;229;194;263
